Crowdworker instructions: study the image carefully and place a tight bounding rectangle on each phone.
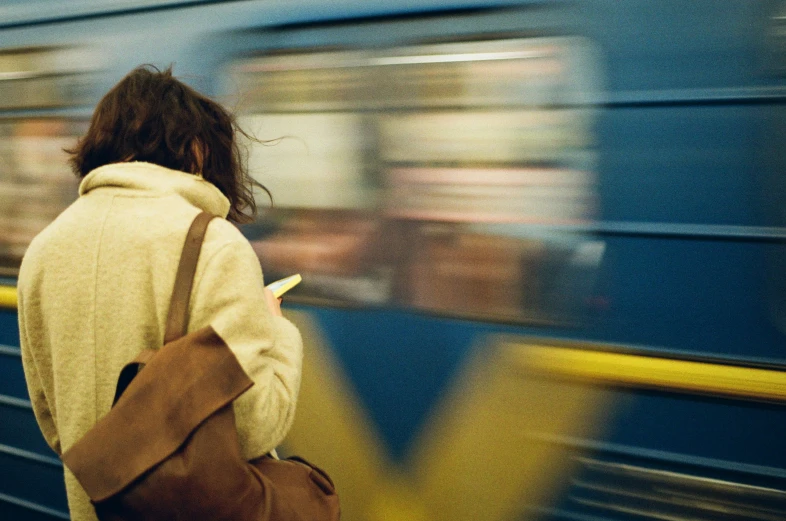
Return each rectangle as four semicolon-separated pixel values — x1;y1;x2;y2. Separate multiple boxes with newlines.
266;274;302;299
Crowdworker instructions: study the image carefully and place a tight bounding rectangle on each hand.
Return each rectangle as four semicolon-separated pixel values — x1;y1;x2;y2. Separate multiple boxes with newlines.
263;287;283;317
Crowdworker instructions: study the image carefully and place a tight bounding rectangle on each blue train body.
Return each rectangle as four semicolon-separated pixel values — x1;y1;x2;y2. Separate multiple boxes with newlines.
0;1;785;520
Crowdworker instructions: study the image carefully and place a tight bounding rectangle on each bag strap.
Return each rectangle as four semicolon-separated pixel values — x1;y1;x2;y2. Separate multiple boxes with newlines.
112;211;214;406
164;211;215;344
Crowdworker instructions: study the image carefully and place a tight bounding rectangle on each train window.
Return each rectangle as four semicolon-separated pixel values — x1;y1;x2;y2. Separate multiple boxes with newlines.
0;47;98;275
0;47;98;109
0;118;86;274
230;35;603;323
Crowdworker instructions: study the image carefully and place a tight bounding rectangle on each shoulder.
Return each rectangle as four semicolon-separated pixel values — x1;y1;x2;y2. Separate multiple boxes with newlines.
198;216;260;272
19;192;103;268
17;207;72;291
190;217;267;301
202;216;253;253
17;236;43;300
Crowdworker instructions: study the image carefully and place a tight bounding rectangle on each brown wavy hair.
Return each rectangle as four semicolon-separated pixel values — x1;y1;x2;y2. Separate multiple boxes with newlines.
67;64;268;223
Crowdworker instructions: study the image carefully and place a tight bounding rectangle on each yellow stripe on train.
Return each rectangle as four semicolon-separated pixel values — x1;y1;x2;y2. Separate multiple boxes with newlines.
2;283;785;401
501;340;786;403
0;285;17;309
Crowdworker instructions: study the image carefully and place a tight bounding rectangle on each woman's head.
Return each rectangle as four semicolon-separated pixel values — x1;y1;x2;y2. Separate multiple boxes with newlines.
68;64;264;222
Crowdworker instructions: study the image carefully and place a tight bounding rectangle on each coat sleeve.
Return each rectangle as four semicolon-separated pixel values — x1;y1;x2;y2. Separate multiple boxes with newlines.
187;236;303;460
17;289;62;455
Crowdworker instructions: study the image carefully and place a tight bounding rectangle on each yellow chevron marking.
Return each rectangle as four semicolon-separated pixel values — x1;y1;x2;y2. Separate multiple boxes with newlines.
407;344;615;521
282;315;786;521
283;311;614;521
278;313;404;521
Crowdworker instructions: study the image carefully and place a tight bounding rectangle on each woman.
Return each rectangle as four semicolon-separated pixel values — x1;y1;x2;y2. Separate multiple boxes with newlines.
17;65;303;521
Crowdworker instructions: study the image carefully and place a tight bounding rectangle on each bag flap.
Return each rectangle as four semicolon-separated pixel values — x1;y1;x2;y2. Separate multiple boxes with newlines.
61;326;254;502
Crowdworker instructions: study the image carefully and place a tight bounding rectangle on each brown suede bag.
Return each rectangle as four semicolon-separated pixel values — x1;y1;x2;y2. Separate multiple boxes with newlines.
62;211;340;521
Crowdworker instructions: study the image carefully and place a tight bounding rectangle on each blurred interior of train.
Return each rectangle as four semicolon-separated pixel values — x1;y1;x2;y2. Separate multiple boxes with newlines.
0;31;605;328
231;35;602;325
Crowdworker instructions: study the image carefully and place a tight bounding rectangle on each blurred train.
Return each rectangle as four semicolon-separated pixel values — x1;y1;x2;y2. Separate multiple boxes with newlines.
1;1;786;520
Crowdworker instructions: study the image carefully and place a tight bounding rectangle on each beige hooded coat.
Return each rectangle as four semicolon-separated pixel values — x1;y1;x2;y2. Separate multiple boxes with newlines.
17;162;303;521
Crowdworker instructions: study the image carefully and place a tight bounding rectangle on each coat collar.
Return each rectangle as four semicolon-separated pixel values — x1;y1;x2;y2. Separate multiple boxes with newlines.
79;162;231;218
